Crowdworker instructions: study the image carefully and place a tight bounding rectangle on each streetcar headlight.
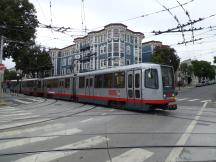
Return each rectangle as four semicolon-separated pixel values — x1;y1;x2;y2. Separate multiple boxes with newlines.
163;94;166;99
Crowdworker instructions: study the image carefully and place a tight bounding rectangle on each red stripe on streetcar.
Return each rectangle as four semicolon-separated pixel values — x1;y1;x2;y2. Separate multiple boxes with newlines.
20;90;175;104
50;92;176;104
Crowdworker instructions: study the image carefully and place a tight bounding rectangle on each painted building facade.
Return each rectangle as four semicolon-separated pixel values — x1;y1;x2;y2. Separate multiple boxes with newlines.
49;23;144;76
141;41;163;63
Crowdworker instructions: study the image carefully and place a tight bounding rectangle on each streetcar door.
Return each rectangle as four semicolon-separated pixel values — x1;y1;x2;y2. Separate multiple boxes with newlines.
72;77;77;101
85;76;89;96
85;76;94;97
127;71;134;99
127;70;142;101
134;70;142;99
89;76;94;96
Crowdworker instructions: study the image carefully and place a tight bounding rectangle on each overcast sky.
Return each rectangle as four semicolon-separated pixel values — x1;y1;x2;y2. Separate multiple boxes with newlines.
4;0;216;68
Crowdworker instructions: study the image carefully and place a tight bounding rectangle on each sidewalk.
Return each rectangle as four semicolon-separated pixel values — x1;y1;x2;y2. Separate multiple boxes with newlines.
0;92;20;107
175;85;195;93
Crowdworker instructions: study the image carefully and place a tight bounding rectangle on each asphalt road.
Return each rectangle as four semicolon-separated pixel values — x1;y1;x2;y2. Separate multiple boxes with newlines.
0;84;216;162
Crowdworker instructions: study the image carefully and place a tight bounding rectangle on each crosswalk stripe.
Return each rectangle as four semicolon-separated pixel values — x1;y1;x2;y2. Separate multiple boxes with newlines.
188;99;199;102
107;148;154;162
201;100;212;103
14;99;32;104
80;118;94;123
0;106;17;110
0;113;32;118
14;136;108;162
0;110;26;114
0;123;65;138
177;98;188;101
0;115;40;122
0;128;82;151
0;119;48;130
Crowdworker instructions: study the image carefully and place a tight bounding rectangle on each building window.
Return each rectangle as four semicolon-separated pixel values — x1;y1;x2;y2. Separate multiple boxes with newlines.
113;58;119;66
108;58;112;67
130;35;134;43
108;43;112;53
114;43;119;53
126;59;130;65
120;29;125;41
126;46;130;55
113;28;119;38
108;30;112;39
100;46;103;54
120;43;125;53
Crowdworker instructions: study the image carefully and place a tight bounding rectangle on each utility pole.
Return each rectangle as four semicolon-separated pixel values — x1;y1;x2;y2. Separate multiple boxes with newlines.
0;35;5;103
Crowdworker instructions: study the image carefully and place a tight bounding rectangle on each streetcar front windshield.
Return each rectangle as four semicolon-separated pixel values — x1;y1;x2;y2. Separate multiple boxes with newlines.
161;66;174;88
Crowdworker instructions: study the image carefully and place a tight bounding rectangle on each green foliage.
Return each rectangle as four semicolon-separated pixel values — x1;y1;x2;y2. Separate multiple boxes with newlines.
180;63;193;76
191;60;215;80
15;46;52;78
214;56;216;64
4;69;18;80
151;46;180;72
0;0;38;60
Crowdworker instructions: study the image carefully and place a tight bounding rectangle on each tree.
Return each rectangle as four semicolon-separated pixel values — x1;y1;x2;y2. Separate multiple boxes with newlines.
214;56;216;64
15;45;52;78
180;63;193;76
191;60;215;81
151;46;180;72
4;69;18;80
0;0;38;61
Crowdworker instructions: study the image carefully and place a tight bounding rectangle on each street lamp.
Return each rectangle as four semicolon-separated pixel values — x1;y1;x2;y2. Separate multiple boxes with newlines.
16;73;20;93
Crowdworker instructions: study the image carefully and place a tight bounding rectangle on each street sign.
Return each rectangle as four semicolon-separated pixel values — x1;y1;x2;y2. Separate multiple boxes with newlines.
0;63;5;70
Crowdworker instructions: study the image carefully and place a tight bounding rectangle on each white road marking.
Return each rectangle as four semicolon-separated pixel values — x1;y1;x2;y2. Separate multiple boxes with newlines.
0;110;27;114
26;98;43;102
14;136;108;162
201;100;211;103
0;123;65;138
165;101;208;162
176;98;188;101
107;148;154;162
80;118;94;123
0;106;15;110
188;99;199;102
0;119;48;130
0;112;32;118
0;128;82;151
0;115;40;122
14;99;32;104
102;113;107;115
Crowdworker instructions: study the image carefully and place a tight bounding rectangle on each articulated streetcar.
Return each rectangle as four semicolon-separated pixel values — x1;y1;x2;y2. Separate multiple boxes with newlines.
19;63;177;111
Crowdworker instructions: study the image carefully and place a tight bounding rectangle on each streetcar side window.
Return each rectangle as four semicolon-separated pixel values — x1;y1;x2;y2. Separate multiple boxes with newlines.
128;74;133;88
79;77;85;88
85;78;89;88
90;78;93;87
114;72;125;88
145;69;159;89
65;78;70;88
47;79;58;88
37;80;41;88
104;73;113;88
135;73;140;88
94;75;103;88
